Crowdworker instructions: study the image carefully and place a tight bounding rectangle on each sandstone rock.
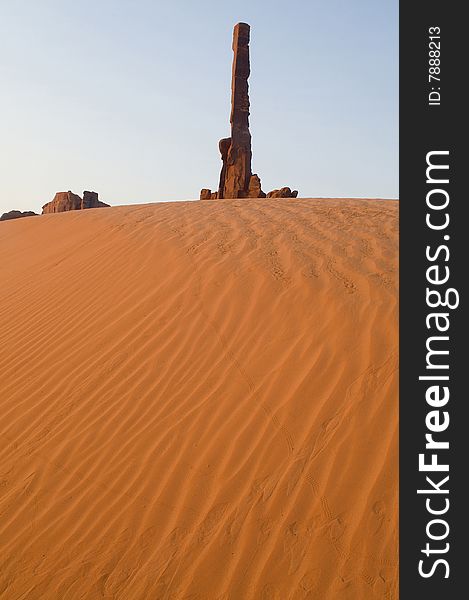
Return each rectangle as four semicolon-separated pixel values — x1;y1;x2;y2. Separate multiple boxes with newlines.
82;190;109;209
200;23;298;200
82;190;97;208
266;187;298;198
82;191;108;209
42;190;109;214
200;189;212;200
248;174;265;198
217;137;231;198
210;192;218;199
0;210;38;221
220;23;252;199
42;191;82;213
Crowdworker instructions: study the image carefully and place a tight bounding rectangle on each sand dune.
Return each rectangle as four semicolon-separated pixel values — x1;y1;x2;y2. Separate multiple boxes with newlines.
0;198;398;599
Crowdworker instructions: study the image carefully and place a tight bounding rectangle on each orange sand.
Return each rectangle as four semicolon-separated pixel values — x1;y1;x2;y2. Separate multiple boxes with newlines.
0;199;398;599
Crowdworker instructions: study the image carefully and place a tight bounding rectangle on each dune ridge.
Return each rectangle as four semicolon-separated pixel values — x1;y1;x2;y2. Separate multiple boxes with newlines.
0;198;398;599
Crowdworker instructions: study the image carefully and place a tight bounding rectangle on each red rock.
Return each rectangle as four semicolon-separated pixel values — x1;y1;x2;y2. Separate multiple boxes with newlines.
0;210;38;221
42;191;109;214
82;190;108;209
266;187;298;198
42;191;81;213
222;23;252;199
248;174;265;198
200;23;297;200
200;189;212;200
217;137;231;198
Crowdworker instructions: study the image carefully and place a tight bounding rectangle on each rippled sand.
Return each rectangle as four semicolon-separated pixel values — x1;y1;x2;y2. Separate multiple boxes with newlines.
0;198;398;599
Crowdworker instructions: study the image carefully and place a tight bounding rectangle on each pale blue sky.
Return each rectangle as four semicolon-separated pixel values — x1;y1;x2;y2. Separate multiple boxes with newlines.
0;0;398;213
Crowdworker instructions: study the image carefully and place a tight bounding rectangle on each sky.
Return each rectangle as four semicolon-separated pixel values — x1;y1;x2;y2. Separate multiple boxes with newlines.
0;0;398;214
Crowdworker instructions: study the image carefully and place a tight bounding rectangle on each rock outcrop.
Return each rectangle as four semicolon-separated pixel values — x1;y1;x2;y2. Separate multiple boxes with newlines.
0;210;38;221
82;190;103;209
266;188;298;199
200;189;212;200
217;137;232;198
42;191;82;213
200;189;220;200
221;23;252;199
248;174;266;198
202;23;253;200
200;23;297;200
42;190;109;214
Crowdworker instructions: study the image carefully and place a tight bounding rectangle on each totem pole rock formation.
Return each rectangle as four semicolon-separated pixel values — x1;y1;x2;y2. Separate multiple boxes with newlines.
200;23;298;200
221;23;252;199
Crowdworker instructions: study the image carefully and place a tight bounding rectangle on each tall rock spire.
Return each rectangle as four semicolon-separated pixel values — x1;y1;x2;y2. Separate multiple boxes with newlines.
200;22;297;201
219;23;252;199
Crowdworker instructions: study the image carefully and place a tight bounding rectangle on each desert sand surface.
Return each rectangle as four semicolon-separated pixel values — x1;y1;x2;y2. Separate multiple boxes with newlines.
0;198;398;599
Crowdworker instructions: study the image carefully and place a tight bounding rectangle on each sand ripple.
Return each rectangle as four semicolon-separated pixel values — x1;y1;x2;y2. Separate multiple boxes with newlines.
0;198;398;599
